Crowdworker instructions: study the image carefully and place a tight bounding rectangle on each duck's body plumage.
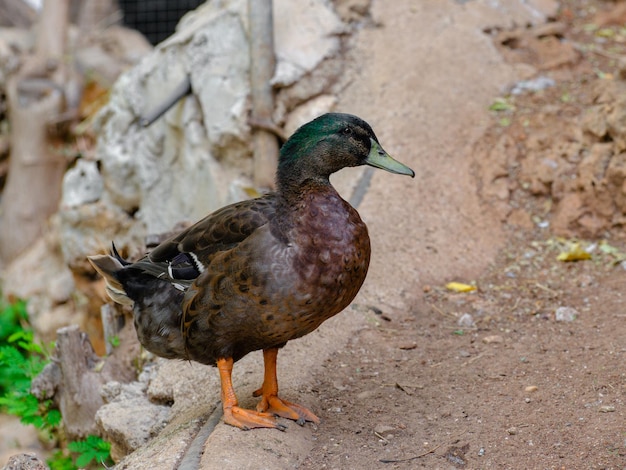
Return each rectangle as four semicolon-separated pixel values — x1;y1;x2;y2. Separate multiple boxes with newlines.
89;113;414;430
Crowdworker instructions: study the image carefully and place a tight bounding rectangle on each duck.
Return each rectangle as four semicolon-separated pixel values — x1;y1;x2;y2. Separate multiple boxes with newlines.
88;112;414;431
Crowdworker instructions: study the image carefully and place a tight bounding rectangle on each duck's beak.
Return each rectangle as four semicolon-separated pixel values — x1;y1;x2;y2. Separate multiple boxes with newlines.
365;139;415;177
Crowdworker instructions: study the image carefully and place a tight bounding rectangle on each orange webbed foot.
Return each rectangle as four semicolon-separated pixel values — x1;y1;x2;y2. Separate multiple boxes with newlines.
223;405;287;431
218;357;287;431
250;348;322;427
253;389;320;426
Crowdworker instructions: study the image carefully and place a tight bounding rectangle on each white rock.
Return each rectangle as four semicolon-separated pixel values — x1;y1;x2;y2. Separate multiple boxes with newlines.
555;306;579;322
96;391;170;461
92;4;253;237
273;0;345;86
61;159;104;208
1;230;76;324
457;313;475;328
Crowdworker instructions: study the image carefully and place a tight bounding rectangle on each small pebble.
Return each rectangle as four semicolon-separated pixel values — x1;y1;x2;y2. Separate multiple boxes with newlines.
478;447;485;456
375;424;395;434
555;306;579;322
524;397;531;403
458;313;475;327
357;390;376;400
525;385;538;393
511;76;555;95
482;335;504;344
599;405;615;413
507;427;518;435
333;381;348;391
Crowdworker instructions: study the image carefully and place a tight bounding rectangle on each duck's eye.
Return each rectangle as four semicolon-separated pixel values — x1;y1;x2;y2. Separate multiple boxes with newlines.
342;127;353;136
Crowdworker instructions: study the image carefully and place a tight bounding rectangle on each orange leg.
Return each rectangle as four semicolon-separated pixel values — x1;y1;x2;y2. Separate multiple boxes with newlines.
252;348;320;426
217;357;286;431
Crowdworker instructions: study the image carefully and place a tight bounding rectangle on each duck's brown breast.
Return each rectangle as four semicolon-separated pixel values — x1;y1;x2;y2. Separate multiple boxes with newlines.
181;188;370;364
258;190;371;341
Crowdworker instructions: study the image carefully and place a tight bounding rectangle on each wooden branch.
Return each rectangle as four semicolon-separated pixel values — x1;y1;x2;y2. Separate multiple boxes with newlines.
0;0;71;263
249;0;279;189
0;78;66;262
35;0;69;64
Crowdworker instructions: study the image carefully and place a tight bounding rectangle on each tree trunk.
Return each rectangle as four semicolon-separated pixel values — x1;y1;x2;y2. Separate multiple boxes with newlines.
249;0;279;189
0;81;66;262
0;0;70;263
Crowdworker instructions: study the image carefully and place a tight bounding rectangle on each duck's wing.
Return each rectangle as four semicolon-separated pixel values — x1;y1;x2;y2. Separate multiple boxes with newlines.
140;194;277;284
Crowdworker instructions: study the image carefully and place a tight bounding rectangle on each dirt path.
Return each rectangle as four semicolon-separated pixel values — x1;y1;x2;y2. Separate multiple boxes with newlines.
299;239;625;469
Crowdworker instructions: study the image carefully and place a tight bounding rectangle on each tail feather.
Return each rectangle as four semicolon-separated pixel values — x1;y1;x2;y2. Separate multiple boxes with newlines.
88;252;134;306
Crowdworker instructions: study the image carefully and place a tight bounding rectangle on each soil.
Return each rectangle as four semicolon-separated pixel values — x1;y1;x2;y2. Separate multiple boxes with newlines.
297;2;626;469
299;241;625;469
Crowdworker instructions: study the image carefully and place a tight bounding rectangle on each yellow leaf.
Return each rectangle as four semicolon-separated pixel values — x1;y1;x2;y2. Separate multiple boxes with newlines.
557;242;591;262
242;186;262;198
445;282;476;293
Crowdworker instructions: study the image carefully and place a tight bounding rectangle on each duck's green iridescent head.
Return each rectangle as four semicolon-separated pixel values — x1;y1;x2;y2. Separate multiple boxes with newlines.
277;113;414;184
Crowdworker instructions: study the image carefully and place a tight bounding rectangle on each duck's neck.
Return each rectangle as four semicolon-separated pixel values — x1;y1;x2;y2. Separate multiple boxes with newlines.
275;160;334;205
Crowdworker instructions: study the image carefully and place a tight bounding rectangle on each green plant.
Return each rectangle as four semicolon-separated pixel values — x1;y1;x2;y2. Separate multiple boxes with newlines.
0;298;113;469
0;298;29;394
68;435;112;468
0;298;27;341
108;335;120;348
47;450;74;470
0;327;59;432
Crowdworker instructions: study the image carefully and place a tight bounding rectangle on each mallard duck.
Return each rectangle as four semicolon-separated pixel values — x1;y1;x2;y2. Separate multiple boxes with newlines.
88;113;414;430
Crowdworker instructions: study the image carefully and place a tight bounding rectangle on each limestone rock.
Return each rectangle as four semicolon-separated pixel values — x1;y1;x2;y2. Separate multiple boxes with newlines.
1;453;48;470
62;159;104;208
90;3;252;238
97;380;171;462
272;0;345;87
1;230;75;325
57;202;141;273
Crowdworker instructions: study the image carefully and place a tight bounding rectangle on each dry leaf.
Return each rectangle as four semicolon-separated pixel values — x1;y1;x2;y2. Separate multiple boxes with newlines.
445;282;476;293
557;242;591;262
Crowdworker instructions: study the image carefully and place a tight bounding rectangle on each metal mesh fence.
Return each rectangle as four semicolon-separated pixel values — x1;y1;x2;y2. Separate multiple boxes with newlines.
118;0;205;45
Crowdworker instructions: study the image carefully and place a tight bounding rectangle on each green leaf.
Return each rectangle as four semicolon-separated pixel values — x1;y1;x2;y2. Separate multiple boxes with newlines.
109;336;120;348
46;409;62;427
489;97;515;112
68;435;112;467
47;450;75;470
74;451;95;468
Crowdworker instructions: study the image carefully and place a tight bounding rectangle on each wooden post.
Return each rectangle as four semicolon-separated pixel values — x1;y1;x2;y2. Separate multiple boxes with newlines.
0;0;70;263
249;0;279;189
